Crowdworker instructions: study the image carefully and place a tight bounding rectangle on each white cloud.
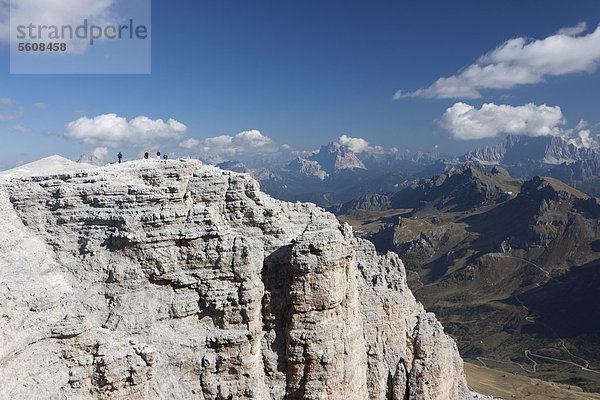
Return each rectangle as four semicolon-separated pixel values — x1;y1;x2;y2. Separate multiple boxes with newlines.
0;98;24;121
557;22;587;37
63;113;187;147
334;135;395;155
42;129;57;136
575;120;588;130
92;146;108;160
33;102;48;110
338;135;369;153
9;124;31;133
567;129;596;148
395;23;600;99
180;130;287;161
438;102;565;140
179;138;200;149
201;130;280;156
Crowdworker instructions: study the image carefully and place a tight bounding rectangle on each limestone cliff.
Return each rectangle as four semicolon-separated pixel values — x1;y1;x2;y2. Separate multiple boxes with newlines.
0;158;470;399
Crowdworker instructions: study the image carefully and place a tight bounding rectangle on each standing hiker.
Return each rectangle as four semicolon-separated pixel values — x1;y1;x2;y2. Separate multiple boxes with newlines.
117;152;123;163
144;151;149;159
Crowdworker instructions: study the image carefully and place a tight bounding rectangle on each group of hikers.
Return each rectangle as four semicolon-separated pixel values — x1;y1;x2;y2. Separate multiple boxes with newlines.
117;151;168;163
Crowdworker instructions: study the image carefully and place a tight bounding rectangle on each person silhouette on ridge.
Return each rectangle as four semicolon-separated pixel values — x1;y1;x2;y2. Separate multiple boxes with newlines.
117;152;123;163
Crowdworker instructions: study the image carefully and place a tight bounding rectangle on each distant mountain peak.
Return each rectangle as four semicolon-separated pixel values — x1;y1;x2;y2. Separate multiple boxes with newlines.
216;161;251;173
330;162;522;214
75;154;106;166
307;141;366;174
454;161;487;176
521;175;588;201
286;157;328;180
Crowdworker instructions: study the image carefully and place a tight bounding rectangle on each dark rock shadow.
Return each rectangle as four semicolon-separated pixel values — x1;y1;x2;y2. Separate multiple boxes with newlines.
518;258;600;338
261;245;294;387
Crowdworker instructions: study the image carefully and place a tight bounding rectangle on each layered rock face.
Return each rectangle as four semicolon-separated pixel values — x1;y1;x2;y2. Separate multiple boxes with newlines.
0;159;469;399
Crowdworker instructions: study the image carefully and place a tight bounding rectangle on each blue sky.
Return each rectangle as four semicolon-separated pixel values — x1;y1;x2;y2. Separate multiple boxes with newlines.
1;0;600;169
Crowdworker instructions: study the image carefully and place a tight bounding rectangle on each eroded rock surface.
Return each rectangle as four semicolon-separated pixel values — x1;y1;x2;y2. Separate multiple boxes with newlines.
0;159;469;399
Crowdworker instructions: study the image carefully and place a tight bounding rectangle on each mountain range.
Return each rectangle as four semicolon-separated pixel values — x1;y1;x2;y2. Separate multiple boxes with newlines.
212;133;600;208
462;134;600;166
216;142;449;208
459;134;600;196
332;162;600;393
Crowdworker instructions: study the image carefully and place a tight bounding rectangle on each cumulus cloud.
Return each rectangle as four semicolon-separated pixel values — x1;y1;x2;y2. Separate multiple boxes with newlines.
178;130;290;162
0;98;24;122
63;113;187;147
557;22;587;37
438;102;565;140
338;135;369;153
334;135;394;155
395;23;600;99
92;146;108;160
9;124;31;133
200;130;280;156
179;138;200;149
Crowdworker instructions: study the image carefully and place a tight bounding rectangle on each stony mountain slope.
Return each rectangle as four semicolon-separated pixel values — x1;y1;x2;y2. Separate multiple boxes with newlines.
0;157;471;399
387;163;520;212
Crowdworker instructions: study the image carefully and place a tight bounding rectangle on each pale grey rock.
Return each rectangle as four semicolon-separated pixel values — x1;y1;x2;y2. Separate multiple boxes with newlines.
286;158;328;180
308;142;366;174
461;134;600;166
0;158;470;399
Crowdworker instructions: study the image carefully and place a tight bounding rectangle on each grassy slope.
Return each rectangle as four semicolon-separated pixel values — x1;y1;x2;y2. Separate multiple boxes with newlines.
465;362;600;400
338;198;600;393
